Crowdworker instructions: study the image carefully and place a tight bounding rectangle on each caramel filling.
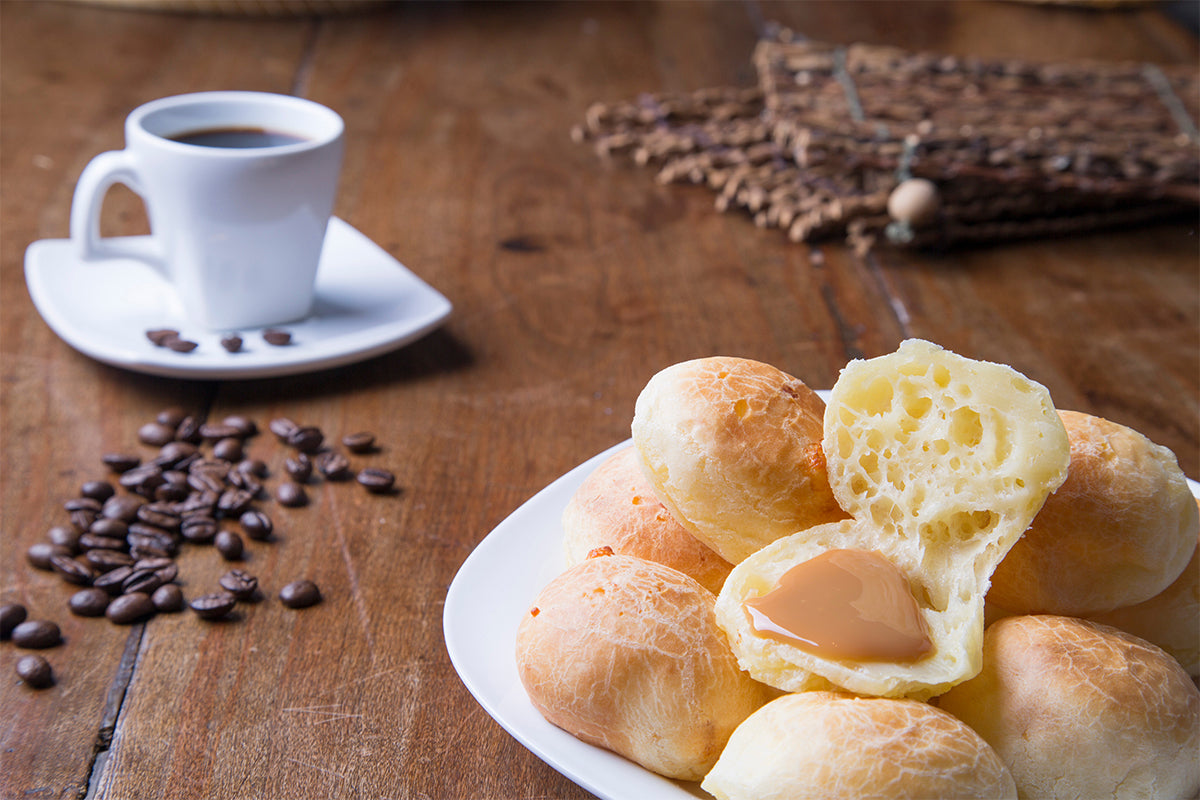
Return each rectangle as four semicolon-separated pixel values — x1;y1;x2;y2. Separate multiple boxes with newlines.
744;548;932;662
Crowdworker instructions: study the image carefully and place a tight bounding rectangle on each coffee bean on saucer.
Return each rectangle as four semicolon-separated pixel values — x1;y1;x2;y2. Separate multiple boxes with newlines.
279;579;321;609
341;432;376;453
214;530;244;561
190;591;236;621
16;654;54;689
262;328;291;346
151;584;184;613
1;602;28;638
275;482;308;508
12;620;61;649
219;569;258;601
69;588;111;617
106;593;156;625
357;468;396;494
220;334;243;353
146;328;179;347
239;509;273;541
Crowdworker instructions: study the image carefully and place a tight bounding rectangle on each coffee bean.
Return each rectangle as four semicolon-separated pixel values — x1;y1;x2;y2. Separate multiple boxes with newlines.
153;441;198;468
175;415;203;443
219;569;258;600
212;437;243;462
220;334;243;353
138;503;180;531
165;337;198;353
146;328;180;346
0;602;28;638
133;557;174;572
223;415;258;437
12;620;61;649
69;508;98;533
156;406;188;428
102;495;144;522
262;328;292;346
49;554;95;585
138;422;177;447
78;534;126;552
284;453;312;483
217;488;255;517
154;481;190;503
226;468;262;495
27;543;68;570
122;568;164;596
107;593;155;625
151;584;184;613
64;497;102;515
102;453;141;473
341;432;376;453
84;549;135;573
237;458;268;478
317;451;351;480
286;426;323;453
94;567;134;596
69;588;111;617
80;480;116;502
214;530;244;561
269;417;298;440
279;579;321;609
275;482;308;508
89;517;129;539
190;591;236;621
239;510;273;541
199;422;242;441
180;515;218;543
357;468;396;494
16;654;53;689
48;525;81;552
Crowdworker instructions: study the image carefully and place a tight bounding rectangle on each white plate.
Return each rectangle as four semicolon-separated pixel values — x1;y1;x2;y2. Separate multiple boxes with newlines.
444;423;1200;800
24;217;451;379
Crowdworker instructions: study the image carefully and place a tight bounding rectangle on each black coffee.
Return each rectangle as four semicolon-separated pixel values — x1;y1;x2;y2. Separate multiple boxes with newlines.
169;126;308;148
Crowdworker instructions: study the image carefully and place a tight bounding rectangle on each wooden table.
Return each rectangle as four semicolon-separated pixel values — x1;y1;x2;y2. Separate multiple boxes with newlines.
2;1;1196;797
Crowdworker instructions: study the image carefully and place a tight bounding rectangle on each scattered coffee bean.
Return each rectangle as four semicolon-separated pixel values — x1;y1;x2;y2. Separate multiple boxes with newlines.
85;549;135;573
219;569;259;601
16;654;53;689
101;453;141;473
80;480;116;502
214;530;244;561
69;588;111;617
284;453;313;482
220;334;243;353
89;517;129;538
0;602;28;638
212;437;244;462
238;458;268;478
190;591;237;621
357;468;396;494
12;620;61;649
78;533;126;552
279;579;321;609
317;451;351;480
151;584;184;613
341;432;376;453
146;328;180;346
47;525;81;552
26;543;67;570
286;426;323;453
156;406;188;428
49;554;95;585
223;416;257;437
106;593;156;625
93;567;134;595
175;415;203;443
269;417;298;440
239;509;273;541
262;328;292;346
137;422;177;447
165;337;198;353
275;482;308;508
102;494;144;522
122;568;165;596
181;515;218;543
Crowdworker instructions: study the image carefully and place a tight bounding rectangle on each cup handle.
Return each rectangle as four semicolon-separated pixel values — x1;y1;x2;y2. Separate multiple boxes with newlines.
69;150;165;270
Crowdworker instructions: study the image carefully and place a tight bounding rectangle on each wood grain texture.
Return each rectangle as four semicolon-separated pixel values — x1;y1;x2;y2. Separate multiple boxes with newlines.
1;2;1196;799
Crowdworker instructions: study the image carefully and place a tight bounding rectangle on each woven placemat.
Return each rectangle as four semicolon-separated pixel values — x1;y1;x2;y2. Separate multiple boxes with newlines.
574;28;1199;250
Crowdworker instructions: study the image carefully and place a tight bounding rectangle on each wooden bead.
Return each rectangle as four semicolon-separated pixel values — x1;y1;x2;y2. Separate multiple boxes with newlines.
887;178;940;225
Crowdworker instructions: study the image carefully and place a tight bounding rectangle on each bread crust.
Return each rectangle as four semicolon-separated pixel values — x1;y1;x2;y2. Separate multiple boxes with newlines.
988;410;1199;615
631;357;847;564
701;691;1017;800
937;615;1200;800
561;446;732;594
515;553;775;781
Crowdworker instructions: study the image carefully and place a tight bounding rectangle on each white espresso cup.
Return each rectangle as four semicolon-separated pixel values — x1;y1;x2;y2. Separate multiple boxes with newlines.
70;91;344;331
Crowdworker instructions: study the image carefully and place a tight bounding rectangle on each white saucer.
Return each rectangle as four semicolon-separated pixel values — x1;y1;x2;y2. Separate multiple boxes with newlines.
24;217;452;380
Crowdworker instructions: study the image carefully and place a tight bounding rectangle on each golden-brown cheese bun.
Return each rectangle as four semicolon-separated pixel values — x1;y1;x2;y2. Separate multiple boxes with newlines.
715;341;1069;700
701;691;1017;800
561;445;732;594
988;410;1199;616
514;553;775;781
1089;524;1199;678
937;615;1200;800
631;356;847;564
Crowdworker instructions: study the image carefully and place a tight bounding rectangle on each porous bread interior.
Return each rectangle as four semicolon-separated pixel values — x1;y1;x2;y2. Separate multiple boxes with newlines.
987;410;1200;615
560;445;733;595
515;554;775;781
936;615;1200;800
631;356;846;564
701;691;1017;800
717;340;1069;699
